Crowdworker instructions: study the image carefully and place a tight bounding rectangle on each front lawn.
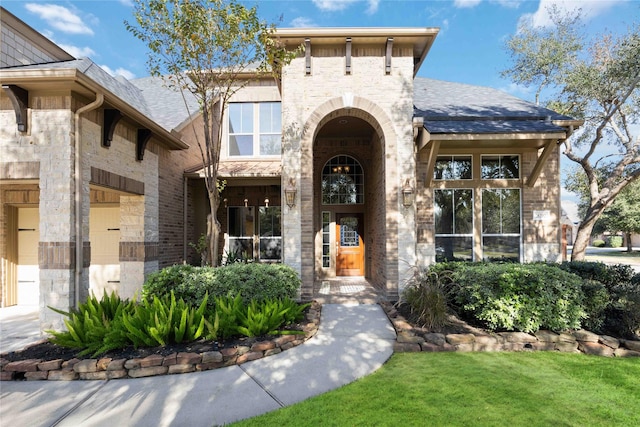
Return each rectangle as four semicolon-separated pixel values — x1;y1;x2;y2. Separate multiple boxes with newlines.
234;352;640;426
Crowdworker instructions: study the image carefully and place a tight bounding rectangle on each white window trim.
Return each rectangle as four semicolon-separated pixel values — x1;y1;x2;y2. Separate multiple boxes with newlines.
226;102;281;159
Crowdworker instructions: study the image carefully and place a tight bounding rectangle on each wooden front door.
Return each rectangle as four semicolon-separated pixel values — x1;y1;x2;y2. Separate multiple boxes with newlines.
335;213;364;276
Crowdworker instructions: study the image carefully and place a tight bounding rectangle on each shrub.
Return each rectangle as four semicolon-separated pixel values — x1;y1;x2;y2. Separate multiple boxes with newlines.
606;235;623;248
400;267;457;330
452;263;586;333
143;263;301;308
592;239;606;247
558;261;639;338
142;264;211;308
206;263;301;304
580;280;610;332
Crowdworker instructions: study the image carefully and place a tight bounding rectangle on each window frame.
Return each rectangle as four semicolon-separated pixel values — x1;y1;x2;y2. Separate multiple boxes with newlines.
434;188;475;262
434;155;473;181
481;154;521;180
227;102;282;158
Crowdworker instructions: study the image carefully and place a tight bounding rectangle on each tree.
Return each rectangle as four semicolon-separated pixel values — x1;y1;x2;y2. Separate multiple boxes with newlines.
126;0;296;266
593;180;640;252
502;6;640;261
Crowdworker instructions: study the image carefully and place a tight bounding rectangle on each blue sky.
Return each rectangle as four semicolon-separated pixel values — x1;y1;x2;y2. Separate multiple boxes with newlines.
3;0;639;206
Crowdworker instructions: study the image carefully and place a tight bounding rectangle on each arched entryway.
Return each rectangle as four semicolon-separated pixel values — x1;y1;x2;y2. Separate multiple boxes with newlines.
312;112;388;286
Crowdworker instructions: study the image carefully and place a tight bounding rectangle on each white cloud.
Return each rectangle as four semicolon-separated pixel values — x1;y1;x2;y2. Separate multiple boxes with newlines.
521;0;627;28
58;43;95;58
501;82;533;97
100;65;136;80
290;17;317;28
454;0;482;8
119;0;134;6
312;0;379;14
24;3;94;35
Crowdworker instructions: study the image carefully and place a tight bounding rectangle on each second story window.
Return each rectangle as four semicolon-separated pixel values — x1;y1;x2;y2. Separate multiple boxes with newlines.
228;102;281;157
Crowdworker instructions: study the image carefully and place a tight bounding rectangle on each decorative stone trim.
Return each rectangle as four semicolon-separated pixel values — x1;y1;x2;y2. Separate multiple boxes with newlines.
91;167;144;195
38;242;90;269
0;302;320;381
380;301;640;357
120;242;158;262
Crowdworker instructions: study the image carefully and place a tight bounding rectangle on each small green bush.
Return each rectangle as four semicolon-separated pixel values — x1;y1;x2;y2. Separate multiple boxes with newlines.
452;263;586;333
606;235;623;248
592;239;606;247
143;263;301;308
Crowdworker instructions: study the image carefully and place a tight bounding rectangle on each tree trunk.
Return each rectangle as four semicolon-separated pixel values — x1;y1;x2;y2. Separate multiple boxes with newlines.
207;193;221;267
626;232;633;253
571;208;603;261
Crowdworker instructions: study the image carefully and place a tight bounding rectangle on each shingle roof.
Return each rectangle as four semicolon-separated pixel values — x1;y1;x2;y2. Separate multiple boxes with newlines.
413;77;573;135
130;76;199;130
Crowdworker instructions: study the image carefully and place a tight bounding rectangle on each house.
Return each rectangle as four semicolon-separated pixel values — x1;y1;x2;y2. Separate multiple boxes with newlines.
1;8;580;330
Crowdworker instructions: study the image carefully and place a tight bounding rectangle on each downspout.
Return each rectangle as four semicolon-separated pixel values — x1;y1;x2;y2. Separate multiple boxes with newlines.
74;93;104;309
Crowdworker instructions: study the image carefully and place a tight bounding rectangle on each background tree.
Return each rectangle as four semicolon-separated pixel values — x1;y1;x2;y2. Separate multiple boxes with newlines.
502;6;640;260
126;0;295;266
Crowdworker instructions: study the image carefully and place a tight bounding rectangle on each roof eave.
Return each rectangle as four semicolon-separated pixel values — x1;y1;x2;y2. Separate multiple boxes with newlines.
0;68;189;151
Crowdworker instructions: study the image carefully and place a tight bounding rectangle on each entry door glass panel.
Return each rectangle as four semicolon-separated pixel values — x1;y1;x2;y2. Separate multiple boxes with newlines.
228;206;254;259
336;214;364;276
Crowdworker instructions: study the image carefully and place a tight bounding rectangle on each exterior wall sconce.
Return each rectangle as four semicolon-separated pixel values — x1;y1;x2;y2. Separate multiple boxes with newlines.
402;179;414;207
285;178;297;208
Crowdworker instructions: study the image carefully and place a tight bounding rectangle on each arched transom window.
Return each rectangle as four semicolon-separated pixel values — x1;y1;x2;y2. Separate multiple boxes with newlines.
322;155;364;205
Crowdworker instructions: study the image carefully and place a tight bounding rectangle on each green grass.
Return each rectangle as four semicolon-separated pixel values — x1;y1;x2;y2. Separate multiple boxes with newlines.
233;352;640;426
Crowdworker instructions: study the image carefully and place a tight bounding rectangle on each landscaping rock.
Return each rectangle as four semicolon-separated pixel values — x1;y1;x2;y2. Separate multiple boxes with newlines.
25;371;48;380
598;335;620;349
201;351;223;364
237;351;264;364
614;347;640;358
168;364;195;374
423;333;446;346
4;359;41;372
74;360;97;373
394;342;421;352
79;372;108;380
446;334;475;345
37;359;63;371
140;354;164;368
498;332;537;343
251;341;275;352
397;332;424;344
534;330;560;343
578;342;614;357
555;341;579;352
128;366;168;378
107;359;126;371
573;330;599;343
622;339;640;352
176;352;201;365
47;370;78;381
96;358;111;371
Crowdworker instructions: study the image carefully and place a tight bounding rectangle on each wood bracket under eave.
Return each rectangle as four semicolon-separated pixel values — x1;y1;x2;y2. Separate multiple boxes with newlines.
103;109;123;148
2;84;28;132
137;129;152;161
385;38;393;74
424;140;441;188
526;139;555;187
305;38;311;75
345;37;352;75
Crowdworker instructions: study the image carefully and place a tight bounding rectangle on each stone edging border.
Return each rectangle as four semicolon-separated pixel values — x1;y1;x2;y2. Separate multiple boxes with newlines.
0;301;321;381
379;301;640;357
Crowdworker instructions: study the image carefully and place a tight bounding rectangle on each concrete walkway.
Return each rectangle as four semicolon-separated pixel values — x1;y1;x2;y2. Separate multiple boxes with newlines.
0;303;396;426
